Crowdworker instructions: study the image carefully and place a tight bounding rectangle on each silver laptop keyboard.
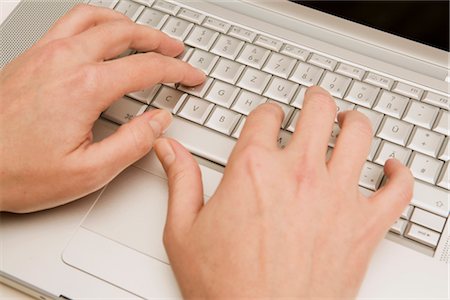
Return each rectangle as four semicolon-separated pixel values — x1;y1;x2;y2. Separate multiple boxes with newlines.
92;0;449;255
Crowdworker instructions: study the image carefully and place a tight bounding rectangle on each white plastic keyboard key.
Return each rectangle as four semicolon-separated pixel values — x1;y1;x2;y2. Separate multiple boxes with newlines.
374;141;411;165
363;72;394;90
89;0;118;9
178;77;213;98
263;77;298;104
406;224;440;248
433;109;449;136
307;53;336;70
202;17;230;33
136;7;168;29
368;137;381;161
205;106;241;135
277;130;292;149
328;123;340;147
237;67;271;94
334;99;355;119
408;152;443;184
231;90;266;115
254;35;283;51
289;62;324;87
210;34;244;60
411;208;446;232
402;100;439;129
262;53;297;79
411;179;449;217
280;44;310;61
344;81;380;108
267;100;294;128
161;16;193;40
437;161;449;190
231;116;246;139
359;161;384;190
392;82;424;100
152;0;179;15
236;44;271;69
178;96;214;124
407;127;444;157
205;80;240;108
422;91;449;110
335;63;365;80
187;49;219;74
102;97;147;124
319;71;352;98
210;58;245;84
114;0;144;21
373;90;409;119
133;0;154;6
438;138;449;161
177;8;205;24
229;25;256;42
355;106;383;134
151;86;186;112
390;219;408;235
290;86;307;109
376;116;413;146
401;205;414;219
127;84;161;104
184;25;219;50
287;110;300;132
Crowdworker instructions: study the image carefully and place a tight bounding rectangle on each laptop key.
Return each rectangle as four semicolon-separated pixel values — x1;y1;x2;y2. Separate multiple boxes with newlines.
374;141;411;165
410;208;446;232
406;223;440;248
114;0;144;21
136;7;168;29
390;218;408;235
178;77;214;98
373;90;409;119
205;106;241;135
254;35;283;52
237;67;271;94
433;109;449;136
307;53;337;71
127;84;161;104
422;91;449;110
231;90;266;115
262;52;297;79
280;44;310;61
344;81;380;108
376;116;413;146
319;71;352;98
236;44;271;69
289;62;324;86
359;161;384;190
402;100;439;129
151;86;186;113
408;152;442;184
335;63;365;80
102;97;147;125
407;127;444;157
177;8;205;24
203;17;231;33
437;161;449;190
152;0;179;15
185;25;219;50
161;16;193;40
229;25;256;42
210;34;245;60
263;77;298;104
411;179;449;217
205;80;240;108
187;49;219;74
392;82;424;100
89;0;118;9
178;96;214;125
210;57;245;84
363;72;394;90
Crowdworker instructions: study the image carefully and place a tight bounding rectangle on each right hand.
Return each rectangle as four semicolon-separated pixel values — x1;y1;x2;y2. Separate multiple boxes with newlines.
154;86;414;298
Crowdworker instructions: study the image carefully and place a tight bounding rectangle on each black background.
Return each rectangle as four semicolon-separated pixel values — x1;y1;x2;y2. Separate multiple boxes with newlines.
291;1;449;52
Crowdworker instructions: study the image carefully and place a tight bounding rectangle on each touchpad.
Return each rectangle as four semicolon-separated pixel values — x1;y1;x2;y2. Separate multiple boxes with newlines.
82;166;172;264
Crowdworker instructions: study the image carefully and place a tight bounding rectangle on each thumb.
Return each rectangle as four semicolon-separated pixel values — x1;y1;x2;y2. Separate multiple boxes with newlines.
370;158;414;228
83;109;172;179
154;138;204;232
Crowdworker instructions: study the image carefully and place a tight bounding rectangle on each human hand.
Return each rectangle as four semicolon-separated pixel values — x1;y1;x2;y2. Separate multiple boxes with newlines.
154;86;413;298
0;4;205;213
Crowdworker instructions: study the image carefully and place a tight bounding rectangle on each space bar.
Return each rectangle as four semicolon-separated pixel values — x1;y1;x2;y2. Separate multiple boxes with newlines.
164;117;236;166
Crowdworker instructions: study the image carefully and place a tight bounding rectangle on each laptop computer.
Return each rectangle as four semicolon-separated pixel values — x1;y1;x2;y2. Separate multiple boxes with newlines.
1;0;449;299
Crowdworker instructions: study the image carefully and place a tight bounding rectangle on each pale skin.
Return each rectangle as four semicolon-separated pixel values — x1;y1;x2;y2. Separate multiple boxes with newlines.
0;5;414;299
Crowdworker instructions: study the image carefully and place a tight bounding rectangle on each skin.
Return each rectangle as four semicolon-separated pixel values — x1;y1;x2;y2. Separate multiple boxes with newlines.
1;5;414;299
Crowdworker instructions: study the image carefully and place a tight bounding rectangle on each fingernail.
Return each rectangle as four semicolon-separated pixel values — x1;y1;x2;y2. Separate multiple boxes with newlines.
156;138;175;166
149;110;172;137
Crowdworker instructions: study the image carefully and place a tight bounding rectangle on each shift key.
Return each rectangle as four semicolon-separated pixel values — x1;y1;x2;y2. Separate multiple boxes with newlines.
411;180;449;218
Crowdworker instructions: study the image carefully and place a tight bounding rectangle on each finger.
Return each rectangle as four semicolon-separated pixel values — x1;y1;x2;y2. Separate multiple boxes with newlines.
83;109;172;177
287;86;336;161
94;52;205;110
71;19;185;60
328;110;373;184
232;103;284;153
369;159;414;228
154;138;204;232
36;4;130;47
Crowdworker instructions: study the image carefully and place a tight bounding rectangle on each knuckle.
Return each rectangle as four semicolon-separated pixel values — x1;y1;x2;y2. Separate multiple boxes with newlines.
73;64;100;94
43;39;75;58
127;122;154;157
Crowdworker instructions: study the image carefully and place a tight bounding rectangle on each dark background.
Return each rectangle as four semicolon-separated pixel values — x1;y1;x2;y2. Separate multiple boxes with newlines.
290;1;449;52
